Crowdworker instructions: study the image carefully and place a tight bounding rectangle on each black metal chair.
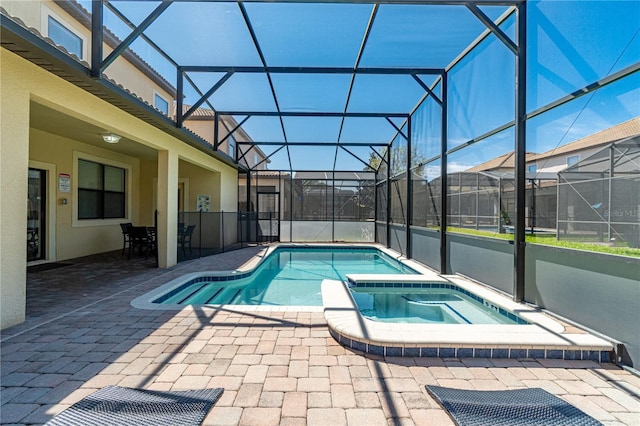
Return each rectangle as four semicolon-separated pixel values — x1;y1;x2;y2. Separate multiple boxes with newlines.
128;226;153;260
178;224;196;255
119;222;133;255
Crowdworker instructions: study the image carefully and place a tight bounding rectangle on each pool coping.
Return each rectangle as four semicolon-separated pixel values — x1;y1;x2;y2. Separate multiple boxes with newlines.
130;243;402;312
322;275;614;362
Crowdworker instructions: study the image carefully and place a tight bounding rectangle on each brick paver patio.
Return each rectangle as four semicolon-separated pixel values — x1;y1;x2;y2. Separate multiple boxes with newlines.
2;247;639;425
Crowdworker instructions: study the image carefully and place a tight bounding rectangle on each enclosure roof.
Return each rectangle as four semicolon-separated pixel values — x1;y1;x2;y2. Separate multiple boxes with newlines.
74;0;520;172
1;0;525;172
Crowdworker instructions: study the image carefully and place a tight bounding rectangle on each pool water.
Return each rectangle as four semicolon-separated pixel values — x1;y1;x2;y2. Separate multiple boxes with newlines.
351;288;522;325
157;247;417;306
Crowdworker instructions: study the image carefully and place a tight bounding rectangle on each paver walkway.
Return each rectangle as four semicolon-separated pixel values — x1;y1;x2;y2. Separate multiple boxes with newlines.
1;248;639;425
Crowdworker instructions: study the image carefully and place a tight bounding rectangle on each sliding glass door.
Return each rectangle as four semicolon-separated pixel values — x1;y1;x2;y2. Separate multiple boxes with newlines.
27;168;46;262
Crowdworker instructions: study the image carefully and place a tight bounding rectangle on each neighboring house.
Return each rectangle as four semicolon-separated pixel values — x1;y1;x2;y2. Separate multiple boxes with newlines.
459;118;640;231
179;105;270;171
527;117;640;174
465;151;536;174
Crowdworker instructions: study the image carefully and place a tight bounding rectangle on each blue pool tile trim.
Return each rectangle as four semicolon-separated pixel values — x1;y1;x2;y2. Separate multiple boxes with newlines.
349;279;530;325
492;348;509;358
327;329;612;362
509;349;527;359
439;347;455;358
474;348;491;358
456;348;473;358
421;347;438;357
404;347;420;357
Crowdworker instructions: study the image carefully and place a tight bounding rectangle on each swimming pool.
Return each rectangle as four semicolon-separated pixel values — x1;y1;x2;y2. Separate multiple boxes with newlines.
147;246;417;307
351;287;526;325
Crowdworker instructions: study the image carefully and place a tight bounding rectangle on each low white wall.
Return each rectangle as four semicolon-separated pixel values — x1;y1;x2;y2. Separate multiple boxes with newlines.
280;221;374;242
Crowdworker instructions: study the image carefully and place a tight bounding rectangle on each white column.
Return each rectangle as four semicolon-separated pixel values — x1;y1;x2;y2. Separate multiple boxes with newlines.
0;51;29;328
157;150;178;268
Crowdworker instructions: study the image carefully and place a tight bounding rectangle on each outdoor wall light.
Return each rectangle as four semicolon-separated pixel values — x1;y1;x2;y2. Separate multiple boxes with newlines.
102;133;121;144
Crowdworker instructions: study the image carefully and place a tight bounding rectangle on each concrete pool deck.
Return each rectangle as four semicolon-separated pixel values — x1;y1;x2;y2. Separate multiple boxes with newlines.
2;246;639;425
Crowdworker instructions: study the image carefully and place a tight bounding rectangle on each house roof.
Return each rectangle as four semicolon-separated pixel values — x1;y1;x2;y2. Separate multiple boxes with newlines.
465;151;536;172
464;117;640;173
529;117;640;162
175;104;272;161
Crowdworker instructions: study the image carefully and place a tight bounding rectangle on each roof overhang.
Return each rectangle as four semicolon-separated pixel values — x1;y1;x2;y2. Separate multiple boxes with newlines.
0;11;245;172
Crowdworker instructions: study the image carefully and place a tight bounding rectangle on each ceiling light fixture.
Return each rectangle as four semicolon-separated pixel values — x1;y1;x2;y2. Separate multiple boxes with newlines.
102;133;121;144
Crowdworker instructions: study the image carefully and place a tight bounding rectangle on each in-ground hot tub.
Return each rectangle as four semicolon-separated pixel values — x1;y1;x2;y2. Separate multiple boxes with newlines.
322;273;613;361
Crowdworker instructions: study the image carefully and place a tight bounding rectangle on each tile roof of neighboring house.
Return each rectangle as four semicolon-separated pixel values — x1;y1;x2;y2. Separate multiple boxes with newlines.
175;104;272;163
529;117;640;161
176;104;254;142
464;117;640;173
465;151;537;172
253;170;290;177
176;104;216;119
55;0;176;96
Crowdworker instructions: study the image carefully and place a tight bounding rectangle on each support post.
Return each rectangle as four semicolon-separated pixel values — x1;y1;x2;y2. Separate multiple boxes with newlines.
157;150;178;268
406;116;413;258
221;211;225;253
214;114;219;151
386;148;391;248
440;72;448;274
374;172;378;242
513;2;527;302
332;171;336;242
176;67;183;127
90;1;103;79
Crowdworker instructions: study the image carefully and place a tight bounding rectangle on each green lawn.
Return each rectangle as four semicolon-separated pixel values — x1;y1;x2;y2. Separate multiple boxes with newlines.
447;227;640;258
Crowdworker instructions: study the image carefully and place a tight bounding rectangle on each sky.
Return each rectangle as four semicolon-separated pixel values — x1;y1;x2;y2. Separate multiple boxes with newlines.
85;0;639;173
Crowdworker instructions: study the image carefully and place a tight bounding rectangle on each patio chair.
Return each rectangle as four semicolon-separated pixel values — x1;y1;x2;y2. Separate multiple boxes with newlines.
178;224;196;255
119;222;133;255
128;226;153;260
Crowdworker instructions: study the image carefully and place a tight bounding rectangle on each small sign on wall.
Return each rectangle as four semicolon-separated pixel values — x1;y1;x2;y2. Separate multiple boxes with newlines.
196;194;211;212
58;173;71;193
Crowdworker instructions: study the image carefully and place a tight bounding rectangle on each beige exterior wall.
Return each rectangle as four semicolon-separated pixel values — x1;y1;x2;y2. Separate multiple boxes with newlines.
2;0;174;111
29;128;141;260
102;45;174;112
1;49;31;329
179;160;228;212
530;148;601;174
0;48;238;329
139;158;159;226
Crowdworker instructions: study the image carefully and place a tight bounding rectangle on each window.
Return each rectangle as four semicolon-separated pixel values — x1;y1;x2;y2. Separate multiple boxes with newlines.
528;164;537;173
228;134;236;157
48;16;83;58
154;94;169;115
78;159;126;219
567;155;579;167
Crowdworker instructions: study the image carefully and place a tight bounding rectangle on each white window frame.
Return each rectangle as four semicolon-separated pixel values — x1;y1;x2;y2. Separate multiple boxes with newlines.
72;151;133;227
154;92;170;115
228;134;236;157
527;164;537;173
41;6;88;60
567;155;579;167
